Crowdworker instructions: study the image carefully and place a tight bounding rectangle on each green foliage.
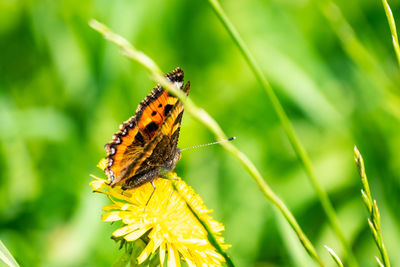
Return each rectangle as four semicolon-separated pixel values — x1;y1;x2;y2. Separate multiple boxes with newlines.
0;0;399;266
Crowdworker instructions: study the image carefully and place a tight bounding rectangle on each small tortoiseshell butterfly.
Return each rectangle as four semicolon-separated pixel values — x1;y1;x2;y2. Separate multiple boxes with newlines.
104;67;190;190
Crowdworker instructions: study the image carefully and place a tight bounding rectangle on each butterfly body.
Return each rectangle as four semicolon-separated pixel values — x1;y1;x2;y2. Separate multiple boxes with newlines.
104;67;189;189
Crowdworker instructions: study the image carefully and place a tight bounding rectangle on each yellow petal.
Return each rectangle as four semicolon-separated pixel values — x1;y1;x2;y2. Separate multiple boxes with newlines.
205;250;225;261
137;239;154;263
222;244;232;250
120;204;132;210
177;247;195;267
159;241;166;267
167;243;180;267
97;158;108;170
89;179;107;190
151;235;163;253
191;252;204;267
177;238;208;246
102;211;122;222
102;204;120;211
124;226;150;241
108;189;134;204
121;215;137;225
89;174;106;181
108;199;135;211
112;223;141;237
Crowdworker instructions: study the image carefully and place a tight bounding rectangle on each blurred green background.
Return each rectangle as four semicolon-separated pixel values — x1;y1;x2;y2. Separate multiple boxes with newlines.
0;0;399;266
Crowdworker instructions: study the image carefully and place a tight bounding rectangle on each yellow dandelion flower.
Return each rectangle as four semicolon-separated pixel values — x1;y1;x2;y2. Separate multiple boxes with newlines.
90;171;230;266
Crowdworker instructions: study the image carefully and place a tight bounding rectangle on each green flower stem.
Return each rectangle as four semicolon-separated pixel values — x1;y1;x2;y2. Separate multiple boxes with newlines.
381;0;400;71
206;0;355;265
171;181;235;267
90;19;324;267
354;146;391;267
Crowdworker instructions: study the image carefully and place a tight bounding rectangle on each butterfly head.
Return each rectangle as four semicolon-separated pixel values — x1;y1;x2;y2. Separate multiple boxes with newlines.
164;147;181;172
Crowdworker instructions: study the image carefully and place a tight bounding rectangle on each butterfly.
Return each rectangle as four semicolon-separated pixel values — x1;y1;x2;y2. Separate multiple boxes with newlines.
104;67;190;191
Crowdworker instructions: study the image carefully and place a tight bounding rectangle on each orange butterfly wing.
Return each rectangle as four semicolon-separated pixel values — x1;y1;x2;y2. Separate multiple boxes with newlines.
104;68;189;187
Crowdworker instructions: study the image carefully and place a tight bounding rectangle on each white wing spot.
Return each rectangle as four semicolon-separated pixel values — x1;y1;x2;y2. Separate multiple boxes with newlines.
174;81;183;89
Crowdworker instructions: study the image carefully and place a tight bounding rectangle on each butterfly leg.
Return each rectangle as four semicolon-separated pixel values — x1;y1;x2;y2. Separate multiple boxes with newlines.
156;167;179;183
157;172;179;205
143;180;156;216
159;175;179;183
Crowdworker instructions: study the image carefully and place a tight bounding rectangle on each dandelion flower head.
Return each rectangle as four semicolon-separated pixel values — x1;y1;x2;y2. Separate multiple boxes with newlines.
90;161;230;266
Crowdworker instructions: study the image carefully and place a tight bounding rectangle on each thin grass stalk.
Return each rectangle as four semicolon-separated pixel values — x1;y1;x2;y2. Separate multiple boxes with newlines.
315;0;400;122
170;181;235;267
381;0;400;71
0;241;19;267
324;245;344;267
354;146;391;267
89;19;324;267
316;0;394;88
205;0;355;265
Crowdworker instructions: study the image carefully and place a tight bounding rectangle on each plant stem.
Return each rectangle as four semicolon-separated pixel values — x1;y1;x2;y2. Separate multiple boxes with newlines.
324;245;344;267
206;0;355;265
90;19;324;267
0;240;20;267
381;0;400;71
354;146;391;267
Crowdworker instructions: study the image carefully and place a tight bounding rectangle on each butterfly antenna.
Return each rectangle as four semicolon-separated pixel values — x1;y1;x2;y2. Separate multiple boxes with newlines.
180;137;236;152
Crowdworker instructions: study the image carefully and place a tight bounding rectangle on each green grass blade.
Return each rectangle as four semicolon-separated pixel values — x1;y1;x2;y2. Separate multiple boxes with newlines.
206;0;354;265
0;241;19;267
381;0;400;70
354;146;391;267
318;0;400;124
324;245;344;267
